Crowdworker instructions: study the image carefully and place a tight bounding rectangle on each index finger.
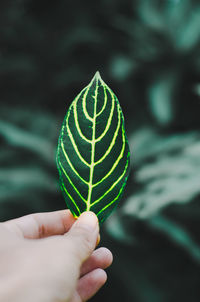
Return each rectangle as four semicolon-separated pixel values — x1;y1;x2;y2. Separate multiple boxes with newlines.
2;209;76;239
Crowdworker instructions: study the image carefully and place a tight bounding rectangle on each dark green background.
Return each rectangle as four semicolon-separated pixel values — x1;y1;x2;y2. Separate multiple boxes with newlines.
0;0;200;301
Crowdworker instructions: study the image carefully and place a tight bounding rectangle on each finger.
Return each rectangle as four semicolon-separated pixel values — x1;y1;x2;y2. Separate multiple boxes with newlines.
80;247;113;277
2;210;76;239
77;268;107;301
65;211;99;265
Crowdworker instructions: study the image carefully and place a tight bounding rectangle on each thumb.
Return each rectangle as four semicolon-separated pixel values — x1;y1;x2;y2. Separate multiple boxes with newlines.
65;211;99;265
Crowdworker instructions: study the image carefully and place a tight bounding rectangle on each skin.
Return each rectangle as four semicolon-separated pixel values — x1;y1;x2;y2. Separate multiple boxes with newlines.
0;210;113;302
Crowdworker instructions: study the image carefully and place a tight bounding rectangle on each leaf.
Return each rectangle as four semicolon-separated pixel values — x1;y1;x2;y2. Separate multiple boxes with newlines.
56;72;130;223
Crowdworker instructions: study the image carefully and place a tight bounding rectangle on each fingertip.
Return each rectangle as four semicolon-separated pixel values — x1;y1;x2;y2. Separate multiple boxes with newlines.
65;212;99;264
79;211;98;221
74;211;99;232
77;268;107;301
60;210;77;232
100;247;113;267
80;246;113;277
61;209;75;219
95;268;107;285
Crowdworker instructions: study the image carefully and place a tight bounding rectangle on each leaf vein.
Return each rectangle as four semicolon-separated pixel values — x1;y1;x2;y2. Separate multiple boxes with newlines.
66;116;91;167
97;178;127;217
61;182;81;215
96;85;107;117
86;77;99;210
59;161;87;204
94;104;121;166
61;139;89;185
82;82;94;122
73;100;92;144
94;87;115;142
93;126;126;187
90;158;129;208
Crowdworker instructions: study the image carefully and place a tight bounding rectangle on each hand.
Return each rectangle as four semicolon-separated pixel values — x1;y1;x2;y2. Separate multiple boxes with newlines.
0;210;113;302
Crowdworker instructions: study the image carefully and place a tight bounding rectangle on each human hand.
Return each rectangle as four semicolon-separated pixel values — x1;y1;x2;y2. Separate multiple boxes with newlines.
0;210;113;302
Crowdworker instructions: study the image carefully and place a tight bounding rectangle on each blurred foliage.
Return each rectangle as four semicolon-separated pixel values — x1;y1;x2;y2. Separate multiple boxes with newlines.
0;0;200;301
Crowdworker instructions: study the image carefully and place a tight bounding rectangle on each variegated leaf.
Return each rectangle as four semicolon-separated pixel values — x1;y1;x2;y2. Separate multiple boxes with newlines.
56;72;130;223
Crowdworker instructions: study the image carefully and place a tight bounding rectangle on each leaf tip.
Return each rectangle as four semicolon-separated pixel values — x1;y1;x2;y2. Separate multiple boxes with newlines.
94;71;102;80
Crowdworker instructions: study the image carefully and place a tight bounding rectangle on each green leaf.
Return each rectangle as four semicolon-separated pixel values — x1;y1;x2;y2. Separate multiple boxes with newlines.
56;72;130;223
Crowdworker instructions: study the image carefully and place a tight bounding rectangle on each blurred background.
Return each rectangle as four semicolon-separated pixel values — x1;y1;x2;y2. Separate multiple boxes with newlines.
0;0;200;301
